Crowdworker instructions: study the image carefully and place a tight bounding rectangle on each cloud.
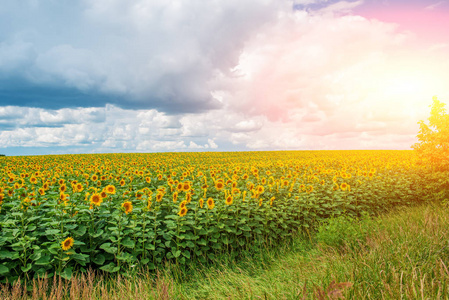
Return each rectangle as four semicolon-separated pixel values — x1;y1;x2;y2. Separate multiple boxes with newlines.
2;0;448;155
0;0;289;113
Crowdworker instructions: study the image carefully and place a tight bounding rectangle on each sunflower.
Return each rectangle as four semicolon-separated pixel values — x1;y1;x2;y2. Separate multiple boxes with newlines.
156;192;163;202
61;237;74;251
75;183;84;193
225;195;233;205
145;177;151;183
179;200;188;209
178;207;188;217
182;181;191;192
38;188;45;196
207;198;215;210
91;175;98;181
30;176;37;184
136;190;143;199
256;185;264;194
100;191;107;199
122;201;133;214
269;196;275;206
306;185;313;194
105;184;116;194
340;182;348;191
59;184;67;193
215;181;224;191
120;179;126;186
185;192;192;203
199;198;204;208
90;193;103;206
173;192;178;203
60;193;68;201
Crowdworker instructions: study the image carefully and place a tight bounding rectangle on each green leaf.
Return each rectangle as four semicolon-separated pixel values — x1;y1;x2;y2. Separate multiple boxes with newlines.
45;229;60;235
141;258;150;265
73;225;87;236
100;263;120;273
0;251;13;259
92;254;106;265
61;267;73;280
182;250;190;259
21;264;32;273
172;250;181;258
0;265;9;275
197;239;207;246
35;255;51;266
121;238;135;248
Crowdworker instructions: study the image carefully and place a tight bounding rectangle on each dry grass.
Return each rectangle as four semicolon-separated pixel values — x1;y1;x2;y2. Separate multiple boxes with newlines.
0;270;174;300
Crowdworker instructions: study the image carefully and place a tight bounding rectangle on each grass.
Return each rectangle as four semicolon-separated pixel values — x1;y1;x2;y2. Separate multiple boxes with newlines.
2;202;449;299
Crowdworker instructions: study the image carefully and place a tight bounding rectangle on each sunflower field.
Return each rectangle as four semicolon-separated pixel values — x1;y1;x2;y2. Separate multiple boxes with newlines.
0;150;439;281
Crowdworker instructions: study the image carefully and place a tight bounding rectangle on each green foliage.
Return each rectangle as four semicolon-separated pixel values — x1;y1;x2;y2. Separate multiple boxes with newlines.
413;96;449;171
316;212;375;250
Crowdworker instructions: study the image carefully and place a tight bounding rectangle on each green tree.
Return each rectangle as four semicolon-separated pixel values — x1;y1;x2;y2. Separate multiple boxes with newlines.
412;96;449;171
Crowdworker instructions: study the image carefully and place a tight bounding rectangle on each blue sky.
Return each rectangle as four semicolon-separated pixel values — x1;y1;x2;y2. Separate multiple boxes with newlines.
1;0;449;156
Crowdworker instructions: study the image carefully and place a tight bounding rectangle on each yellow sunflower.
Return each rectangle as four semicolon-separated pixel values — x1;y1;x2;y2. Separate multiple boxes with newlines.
182;181;191;192
178;207;188;217
179;200;187;209
75;183;84;193
59;184;67;193
105;184;116;194
61;237;74;251
215;181;224;191
122;201;133;214
207;198;215;210
90;193;103;206
306;185;314;194
173;192;178;203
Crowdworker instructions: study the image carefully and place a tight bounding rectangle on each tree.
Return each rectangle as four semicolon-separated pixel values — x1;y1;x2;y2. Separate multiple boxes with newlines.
412;96;449;171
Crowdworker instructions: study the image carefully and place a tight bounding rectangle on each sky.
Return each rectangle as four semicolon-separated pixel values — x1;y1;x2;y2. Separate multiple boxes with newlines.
1;0;449;156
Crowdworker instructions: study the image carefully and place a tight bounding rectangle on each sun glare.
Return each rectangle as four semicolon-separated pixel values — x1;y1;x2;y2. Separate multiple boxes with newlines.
383;76;424;96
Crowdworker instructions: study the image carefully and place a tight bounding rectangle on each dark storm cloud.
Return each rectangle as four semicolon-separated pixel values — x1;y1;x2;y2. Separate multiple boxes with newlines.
0;0;288;113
